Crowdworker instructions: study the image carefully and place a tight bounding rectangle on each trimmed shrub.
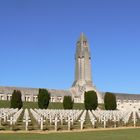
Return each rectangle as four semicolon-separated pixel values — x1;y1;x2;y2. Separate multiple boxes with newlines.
63;96;74;109
38;88;50;109
84;90;98;110
104;92;117;110
10;90;23;109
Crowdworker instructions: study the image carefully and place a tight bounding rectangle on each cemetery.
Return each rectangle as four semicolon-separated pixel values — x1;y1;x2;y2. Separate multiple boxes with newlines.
0;90;140;133
0;28;139;140
0;108;140;132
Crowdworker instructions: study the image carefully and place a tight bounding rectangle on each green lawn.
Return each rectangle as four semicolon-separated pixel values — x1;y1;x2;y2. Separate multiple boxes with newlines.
0;100;104;109
0;129;140;140
0;100;85;109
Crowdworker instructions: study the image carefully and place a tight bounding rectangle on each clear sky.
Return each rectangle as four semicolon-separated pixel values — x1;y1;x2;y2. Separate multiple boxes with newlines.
0;0;140;94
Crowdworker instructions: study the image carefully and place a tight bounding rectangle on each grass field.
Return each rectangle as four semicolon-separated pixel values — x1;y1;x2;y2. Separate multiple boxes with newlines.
0;100;85;109
0;128;140;140
0;100;104;109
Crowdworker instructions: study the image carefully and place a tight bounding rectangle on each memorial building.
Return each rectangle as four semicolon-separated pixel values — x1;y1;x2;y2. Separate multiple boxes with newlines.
0;33;140;109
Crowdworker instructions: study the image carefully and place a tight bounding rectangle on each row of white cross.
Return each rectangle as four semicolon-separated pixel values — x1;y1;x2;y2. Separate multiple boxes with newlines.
30;108;45;130
0;108;19;125
7;108;23;125
23;109;31;130
88;110;97;128
0;108;139;131
117;102;140;111
92;110;135;128
31;109;83;131
79;110;86;130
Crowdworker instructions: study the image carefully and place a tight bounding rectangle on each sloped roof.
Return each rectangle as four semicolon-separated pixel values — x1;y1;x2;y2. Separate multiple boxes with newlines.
101;92;140;100
0;86;72;96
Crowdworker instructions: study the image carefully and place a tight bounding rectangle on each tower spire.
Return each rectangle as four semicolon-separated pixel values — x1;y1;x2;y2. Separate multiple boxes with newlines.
72;33;93;88
71;33;103;104
78;32;88;42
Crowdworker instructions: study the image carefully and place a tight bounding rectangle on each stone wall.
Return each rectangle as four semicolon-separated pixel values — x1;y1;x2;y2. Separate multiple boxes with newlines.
0;86;72;103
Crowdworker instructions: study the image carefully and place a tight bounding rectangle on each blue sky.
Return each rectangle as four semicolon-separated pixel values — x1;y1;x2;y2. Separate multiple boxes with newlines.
0;0;140;94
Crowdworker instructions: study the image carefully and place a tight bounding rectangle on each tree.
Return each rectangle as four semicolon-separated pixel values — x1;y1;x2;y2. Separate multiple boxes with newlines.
63;96;74;109
84;90;98;110
38;88;50;109
10;90;23;109
104;92;117;110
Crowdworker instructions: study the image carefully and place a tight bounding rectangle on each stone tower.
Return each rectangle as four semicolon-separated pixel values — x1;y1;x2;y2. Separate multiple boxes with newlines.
72;33;93;88
71;33;103;103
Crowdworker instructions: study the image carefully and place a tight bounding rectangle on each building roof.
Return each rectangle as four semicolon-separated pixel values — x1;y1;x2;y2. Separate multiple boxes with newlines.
0;86;72;96
0;86;140;100
101;92;140;100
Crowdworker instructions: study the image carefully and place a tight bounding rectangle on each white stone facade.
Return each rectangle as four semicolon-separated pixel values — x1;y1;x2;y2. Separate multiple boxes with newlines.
71;33;103;103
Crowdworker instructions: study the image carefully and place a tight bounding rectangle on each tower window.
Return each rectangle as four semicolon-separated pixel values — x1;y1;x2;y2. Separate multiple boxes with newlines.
83;41;87;45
